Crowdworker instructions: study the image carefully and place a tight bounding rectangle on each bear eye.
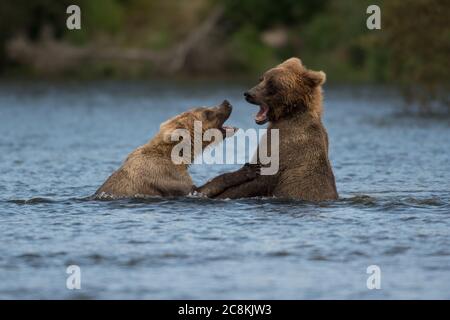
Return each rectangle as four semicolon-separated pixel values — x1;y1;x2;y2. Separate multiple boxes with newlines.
204;110;214;120
266;79;277;95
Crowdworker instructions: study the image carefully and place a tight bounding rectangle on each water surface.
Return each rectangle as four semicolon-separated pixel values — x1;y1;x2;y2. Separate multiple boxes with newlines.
0;81;449;299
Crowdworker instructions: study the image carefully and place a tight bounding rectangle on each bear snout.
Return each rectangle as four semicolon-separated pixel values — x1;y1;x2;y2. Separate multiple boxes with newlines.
220;99;232;109
217;99;232;116
244;91;258;104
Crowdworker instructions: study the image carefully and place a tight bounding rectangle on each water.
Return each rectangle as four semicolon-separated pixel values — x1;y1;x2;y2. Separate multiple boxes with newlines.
0;81;449;299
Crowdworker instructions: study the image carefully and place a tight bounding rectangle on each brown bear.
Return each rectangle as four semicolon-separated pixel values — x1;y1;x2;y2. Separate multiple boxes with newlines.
211;58;338;201
95;100;259;198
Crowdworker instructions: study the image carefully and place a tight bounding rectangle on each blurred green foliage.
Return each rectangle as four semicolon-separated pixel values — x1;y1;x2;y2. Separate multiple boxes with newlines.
382;0;449;110
0;0;448;110
219;0;327;29
0;0;70;68
66;0;124;44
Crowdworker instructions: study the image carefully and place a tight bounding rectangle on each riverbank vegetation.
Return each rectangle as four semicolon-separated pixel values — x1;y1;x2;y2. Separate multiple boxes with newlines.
0;0;448;112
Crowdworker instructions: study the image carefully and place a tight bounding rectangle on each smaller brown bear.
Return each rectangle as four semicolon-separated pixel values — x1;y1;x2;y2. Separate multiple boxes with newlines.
95;100;259;198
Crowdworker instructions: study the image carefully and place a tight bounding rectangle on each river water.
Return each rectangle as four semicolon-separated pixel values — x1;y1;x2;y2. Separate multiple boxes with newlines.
0;81;449;299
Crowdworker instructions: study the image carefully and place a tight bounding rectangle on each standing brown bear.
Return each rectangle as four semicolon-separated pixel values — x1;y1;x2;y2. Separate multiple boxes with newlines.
213;58;338;201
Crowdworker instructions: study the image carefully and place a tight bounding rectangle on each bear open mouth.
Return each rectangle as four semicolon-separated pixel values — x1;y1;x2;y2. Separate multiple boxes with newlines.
220;112;237;136
213;100;237;137
255;104;269;125
219;125;238;137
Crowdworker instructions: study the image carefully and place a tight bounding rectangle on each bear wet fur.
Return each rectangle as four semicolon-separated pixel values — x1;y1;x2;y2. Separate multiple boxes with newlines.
95;100;259;198
213;58;338;201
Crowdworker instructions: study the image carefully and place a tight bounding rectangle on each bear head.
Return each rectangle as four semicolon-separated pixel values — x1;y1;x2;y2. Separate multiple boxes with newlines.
244;57;326;125
158;100;236;160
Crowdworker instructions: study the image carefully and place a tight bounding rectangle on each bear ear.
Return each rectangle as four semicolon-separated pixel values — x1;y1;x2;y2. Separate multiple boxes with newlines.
303;70;326;87
160;121;180;143
162;130;175;143
162;128;186;144
161;119;193;144
279;57;303;70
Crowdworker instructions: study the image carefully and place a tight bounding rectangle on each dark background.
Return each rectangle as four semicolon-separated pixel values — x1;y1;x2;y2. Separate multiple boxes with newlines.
0;0;448;111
